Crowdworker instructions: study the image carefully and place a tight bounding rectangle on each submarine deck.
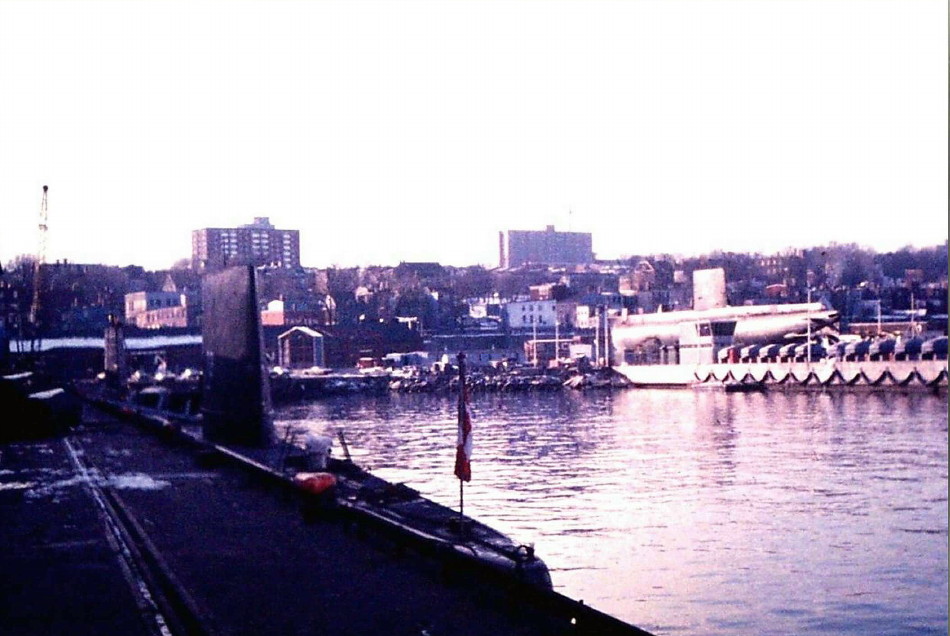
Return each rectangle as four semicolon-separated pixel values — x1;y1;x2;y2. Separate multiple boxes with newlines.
1;405;651;636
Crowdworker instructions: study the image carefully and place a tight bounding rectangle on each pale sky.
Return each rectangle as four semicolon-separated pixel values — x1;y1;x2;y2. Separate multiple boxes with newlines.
1;1;947;271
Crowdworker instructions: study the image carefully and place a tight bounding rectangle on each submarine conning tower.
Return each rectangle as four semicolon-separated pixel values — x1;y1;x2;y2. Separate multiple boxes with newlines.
201;266;275;447
103;313;128;390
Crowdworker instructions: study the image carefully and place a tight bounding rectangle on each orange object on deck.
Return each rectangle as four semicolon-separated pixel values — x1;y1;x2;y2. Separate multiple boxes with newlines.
293;472;337;496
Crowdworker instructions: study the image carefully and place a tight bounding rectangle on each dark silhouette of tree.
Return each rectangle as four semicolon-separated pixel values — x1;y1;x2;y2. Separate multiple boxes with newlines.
449;266;493;299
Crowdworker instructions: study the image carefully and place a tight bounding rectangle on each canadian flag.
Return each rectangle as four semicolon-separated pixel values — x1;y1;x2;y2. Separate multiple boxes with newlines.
454;373;473;482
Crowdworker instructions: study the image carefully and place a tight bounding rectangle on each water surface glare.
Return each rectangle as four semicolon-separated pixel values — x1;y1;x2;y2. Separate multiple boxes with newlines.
276;390;948;636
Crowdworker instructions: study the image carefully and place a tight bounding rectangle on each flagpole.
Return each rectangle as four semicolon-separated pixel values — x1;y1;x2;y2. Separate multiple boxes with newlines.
456;352;467;525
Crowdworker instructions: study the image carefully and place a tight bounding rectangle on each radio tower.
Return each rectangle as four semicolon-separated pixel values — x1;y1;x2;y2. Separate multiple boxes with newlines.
29;185;49;331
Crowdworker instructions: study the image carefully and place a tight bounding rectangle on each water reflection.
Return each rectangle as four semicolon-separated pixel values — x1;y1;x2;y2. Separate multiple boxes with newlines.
275;390;948;636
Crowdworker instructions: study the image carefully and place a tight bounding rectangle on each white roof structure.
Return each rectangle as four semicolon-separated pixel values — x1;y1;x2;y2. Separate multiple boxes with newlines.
277;326;323;340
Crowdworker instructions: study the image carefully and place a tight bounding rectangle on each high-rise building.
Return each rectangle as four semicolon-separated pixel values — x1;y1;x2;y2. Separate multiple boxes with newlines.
498;225;593;269
192;217;300;271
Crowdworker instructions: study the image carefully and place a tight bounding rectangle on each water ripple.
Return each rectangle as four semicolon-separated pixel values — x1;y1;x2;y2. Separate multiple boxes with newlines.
276;389;948;636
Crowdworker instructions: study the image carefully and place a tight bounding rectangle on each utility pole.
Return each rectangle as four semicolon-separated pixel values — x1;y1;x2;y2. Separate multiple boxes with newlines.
910;292;916;335
594;306;600;368
532;314;538;367
806;286;812;365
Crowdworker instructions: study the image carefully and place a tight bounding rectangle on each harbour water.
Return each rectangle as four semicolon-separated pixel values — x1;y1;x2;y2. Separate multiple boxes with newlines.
275;389;948;636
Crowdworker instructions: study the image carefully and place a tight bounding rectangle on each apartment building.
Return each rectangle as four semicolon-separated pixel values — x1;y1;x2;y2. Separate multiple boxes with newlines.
498;225;593;269
192;217;300;271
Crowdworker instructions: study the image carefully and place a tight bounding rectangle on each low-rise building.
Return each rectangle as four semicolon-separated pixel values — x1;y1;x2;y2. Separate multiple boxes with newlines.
124;290;192;329
277;326;326;369
261;298;334;327
425;333;524;368
123;272;200;330
503;299;557;333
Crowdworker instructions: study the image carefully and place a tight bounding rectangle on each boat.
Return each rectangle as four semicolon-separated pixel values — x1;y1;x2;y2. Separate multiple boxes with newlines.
125;383;201;425
610;268;948;391
611;301;839;352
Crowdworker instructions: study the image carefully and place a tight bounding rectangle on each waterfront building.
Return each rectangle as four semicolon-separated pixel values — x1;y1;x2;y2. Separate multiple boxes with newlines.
574;305;596;330
192;217;300;271
498;225;593;269
523;337;577;367
425;333;524;368
277;326;326;369
124;290;191;329
504;299;557;333
260;298;334;328
282;323;422;368
123;272;199;329
381;351;430;368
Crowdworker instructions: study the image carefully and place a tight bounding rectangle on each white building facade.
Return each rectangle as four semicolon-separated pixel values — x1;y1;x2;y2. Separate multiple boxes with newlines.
504;299;557;332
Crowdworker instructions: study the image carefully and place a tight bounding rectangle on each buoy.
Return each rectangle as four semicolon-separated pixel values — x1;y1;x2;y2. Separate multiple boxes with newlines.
293;472;337;496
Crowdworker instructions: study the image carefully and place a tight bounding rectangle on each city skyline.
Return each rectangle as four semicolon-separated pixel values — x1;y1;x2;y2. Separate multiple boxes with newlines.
1;1;947;271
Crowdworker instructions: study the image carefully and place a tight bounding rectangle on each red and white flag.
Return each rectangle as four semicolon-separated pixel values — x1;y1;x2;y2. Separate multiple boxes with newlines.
454;377;473;482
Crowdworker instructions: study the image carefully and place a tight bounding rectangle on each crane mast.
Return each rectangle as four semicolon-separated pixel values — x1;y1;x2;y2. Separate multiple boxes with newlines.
29;185;48;330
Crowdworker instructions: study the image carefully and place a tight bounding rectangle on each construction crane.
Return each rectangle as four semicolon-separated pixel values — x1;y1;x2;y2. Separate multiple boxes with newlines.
29;185;49;332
